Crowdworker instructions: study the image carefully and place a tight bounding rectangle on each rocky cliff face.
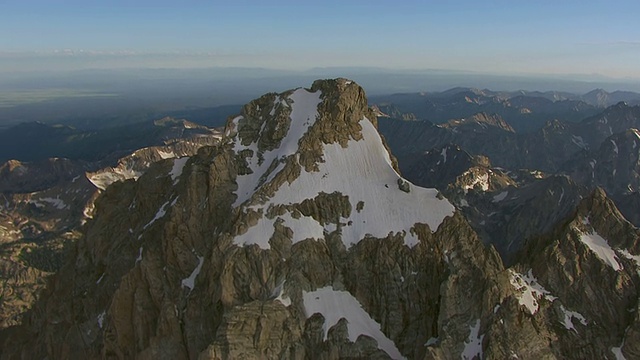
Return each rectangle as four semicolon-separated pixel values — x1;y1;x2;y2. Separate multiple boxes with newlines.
2;79;640;360
0;122;222;336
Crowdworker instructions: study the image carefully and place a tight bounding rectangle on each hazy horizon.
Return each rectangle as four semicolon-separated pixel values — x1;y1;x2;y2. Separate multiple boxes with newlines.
2;1;640;79
2;0;640;129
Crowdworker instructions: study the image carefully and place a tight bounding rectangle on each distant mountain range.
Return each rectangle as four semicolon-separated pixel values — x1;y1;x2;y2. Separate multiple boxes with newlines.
372;87;640;133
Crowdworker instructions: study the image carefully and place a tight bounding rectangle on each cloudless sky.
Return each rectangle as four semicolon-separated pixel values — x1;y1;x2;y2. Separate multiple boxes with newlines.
1;0;640;77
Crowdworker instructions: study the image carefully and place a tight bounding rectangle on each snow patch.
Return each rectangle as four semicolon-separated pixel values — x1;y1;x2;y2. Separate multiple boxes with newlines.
612;345;627;360
559;304;587;332
440;147;447;162
272;281;291;307
170;157;189;185
143;197;178;230
97;311;106;329
461;319;484;360
136;247;143;263
181;255;204;291
424;337;438;347
302;286;405;359
233;211;325;250
403;230;420;248
324;222;338;233
28;197;67;210
578;229;622;271
493;191;508;202
509;269;556;314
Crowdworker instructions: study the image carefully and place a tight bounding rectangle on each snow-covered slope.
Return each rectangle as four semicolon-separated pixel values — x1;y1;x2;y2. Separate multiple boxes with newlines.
227;84;454;250
302;286;405;359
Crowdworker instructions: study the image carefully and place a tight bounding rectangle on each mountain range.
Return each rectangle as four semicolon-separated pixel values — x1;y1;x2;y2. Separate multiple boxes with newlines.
0;79;639;359
371;87;640;133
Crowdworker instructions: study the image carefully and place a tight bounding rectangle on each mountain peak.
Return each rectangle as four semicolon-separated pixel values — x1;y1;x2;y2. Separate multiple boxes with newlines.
224;79;454;249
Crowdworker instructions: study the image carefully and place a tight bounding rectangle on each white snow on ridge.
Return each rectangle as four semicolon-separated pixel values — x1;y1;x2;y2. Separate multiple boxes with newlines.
268;118;454;248
232;88;322;206
461;319;484;360
302;286;405;359
509;269;556;315
578;229;622;271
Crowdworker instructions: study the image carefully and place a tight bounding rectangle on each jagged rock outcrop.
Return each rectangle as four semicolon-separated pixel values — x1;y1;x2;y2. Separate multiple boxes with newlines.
518;188;640;358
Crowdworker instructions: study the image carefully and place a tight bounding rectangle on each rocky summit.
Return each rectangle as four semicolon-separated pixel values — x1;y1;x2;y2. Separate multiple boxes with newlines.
2;79;640;360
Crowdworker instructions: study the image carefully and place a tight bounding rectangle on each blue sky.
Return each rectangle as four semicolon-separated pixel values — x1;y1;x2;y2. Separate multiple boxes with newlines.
1;1;640;77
